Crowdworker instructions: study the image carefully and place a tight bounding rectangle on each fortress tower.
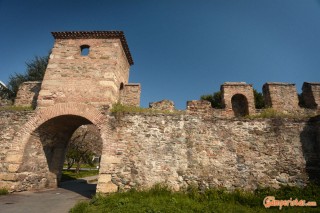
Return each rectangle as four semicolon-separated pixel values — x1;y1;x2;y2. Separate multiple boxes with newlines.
37;31;140;108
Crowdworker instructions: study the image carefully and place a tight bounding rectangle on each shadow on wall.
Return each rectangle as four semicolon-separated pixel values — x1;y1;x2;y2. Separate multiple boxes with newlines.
300;115;320;184
18;115;95;190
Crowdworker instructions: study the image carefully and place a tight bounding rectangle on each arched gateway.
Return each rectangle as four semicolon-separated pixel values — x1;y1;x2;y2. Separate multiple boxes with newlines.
3;31;141;193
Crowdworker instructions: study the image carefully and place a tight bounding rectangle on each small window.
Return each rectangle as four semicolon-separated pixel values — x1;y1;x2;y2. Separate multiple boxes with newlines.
120;82;124;90
80;45;90;56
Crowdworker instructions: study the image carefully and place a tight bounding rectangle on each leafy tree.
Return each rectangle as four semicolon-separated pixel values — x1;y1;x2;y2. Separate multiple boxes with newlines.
65;125;102;173
253;89;265;109
0;83;13;102
7;55;49;98
200;91;223;108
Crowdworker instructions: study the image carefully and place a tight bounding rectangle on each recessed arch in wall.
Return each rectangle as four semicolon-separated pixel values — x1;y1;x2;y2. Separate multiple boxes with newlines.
231;94;249;117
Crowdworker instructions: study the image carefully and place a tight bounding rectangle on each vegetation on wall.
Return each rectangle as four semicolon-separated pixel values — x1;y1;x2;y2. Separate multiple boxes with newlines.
6;54;49;99
200;91;223;109
200;89;265;109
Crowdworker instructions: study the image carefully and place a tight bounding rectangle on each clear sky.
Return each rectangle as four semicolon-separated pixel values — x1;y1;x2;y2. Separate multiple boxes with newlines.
0;0;319;109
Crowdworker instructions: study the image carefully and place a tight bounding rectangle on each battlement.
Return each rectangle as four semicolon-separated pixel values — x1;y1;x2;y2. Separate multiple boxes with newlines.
148;81;320;117
13;80;320;117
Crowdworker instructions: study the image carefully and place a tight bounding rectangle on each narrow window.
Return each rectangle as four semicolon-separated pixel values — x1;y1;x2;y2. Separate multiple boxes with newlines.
80;45;90;56
120;82;124;90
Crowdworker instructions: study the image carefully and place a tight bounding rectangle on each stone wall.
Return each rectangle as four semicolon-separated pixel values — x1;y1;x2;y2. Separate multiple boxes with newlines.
263;83;299;112
14;81;41;108
105;114;318;191
119;83;141;107
221;82;255;116
0;110;35;188
0;109;319;192
186;100;212;114
302;82;320;109
149;100;175;111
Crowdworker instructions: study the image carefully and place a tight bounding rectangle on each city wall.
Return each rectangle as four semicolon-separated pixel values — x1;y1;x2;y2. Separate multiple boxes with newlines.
0;108;319;192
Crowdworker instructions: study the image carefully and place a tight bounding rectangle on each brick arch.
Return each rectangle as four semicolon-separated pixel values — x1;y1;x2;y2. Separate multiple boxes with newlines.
6;103;107;173
3;103;114;191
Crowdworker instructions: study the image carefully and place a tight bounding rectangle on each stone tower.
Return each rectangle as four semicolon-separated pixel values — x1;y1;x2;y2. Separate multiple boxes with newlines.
37;31;140;108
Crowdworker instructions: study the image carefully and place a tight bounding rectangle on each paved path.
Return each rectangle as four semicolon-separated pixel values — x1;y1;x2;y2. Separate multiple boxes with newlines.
0;177;98;213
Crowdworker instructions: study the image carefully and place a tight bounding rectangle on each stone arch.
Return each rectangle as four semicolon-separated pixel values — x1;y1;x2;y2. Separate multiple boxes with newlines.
6;103;117;192
231;94;249;117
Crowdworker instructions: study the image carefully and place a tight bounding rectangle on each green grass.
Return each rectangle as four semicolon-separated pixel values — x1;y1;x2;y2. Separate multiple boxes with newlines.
110;103;182;115
70;184;320;213
0;105;33;111
0;188;9;196
61;169;99;182
246;108;313;119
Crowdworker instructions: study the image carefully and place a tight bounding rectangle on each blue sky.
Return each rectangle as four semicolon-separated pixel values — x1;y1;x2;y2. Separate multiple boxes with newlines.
0;0;319;109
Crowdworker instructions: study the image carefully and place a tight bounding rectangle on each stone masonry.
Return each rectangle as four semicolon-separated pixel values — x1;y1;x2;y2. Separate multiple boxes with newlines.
302;82;320;109
119;83;141;106
221;82;255;116
1;110;319;193
149;100;175;112
14;81;41;108
263;83;299;112
37;31;139;108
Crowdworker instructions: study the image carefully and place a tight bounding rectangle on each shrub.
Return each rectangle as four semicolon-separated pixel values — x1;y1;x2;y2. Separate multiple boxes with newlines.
0;188;9;196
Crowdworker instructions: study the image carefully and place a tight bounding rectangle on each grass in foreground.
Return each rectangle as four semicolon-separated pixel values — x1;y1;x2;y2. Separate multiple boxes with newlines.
70;184;320;213
61;170;99;182
0;188;8;196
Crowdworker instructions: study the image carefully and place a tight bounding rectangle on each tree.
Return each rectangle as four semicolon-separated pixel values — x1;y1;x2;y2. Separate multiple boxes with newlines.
7;55;49;98
0;82;13;102
65;125;102;173
200;91;223;108
253;89;265;109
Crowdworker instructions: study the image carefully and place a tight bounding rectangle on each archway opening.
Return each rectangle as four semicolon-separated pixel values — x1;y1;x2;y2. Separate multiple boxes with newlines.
231;94;249;117
20;114;103;196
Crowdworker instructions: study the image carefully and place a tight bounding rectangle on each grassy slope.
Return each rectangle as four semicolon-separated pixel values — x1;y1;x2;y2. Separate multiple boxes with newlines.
70;184;320;213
